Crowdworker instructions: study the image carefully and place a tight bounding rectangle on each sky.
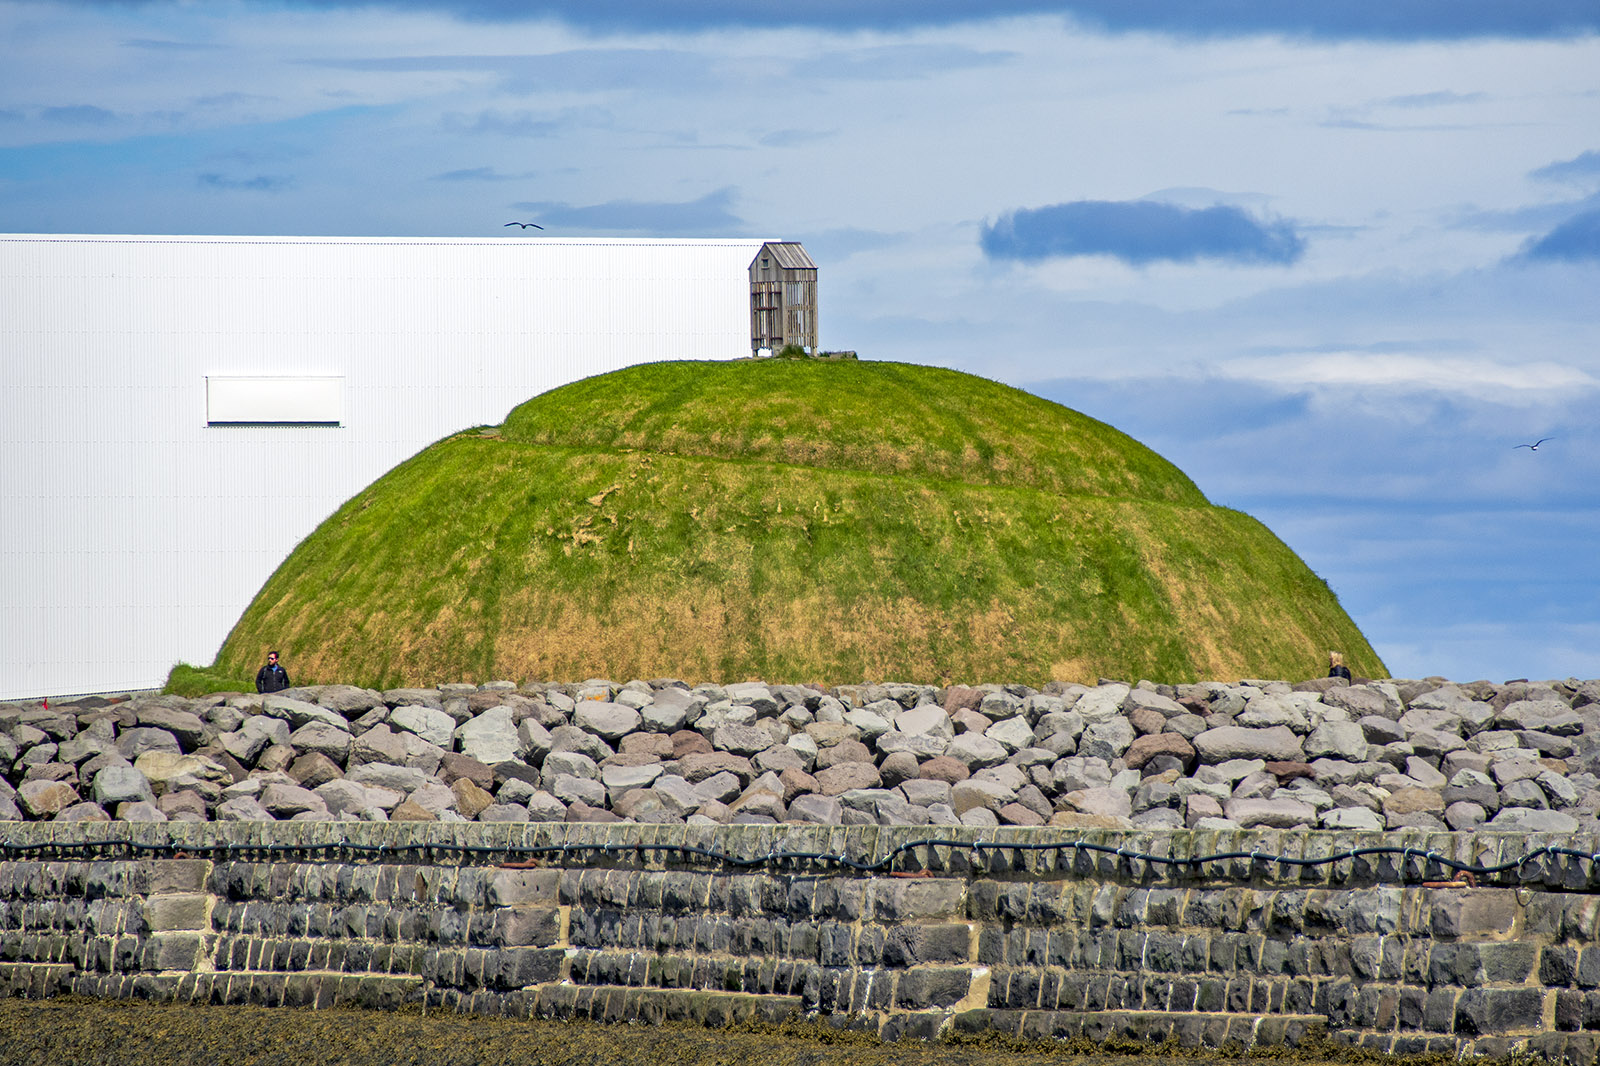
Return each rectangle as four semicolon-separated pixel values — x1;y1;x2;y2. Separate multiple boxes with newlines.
3;0;1598;684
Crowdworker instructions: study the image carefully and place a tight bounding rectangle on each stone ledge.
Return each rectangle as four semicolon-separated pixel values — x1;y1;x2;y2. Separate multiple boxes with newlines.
0;961;76;998
952;1008;1331;1049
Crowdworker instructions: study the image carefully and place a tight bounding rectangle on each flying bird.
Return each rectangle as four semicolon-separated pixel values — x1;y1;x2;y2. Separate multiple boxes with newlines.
1514;438;1553;451
504;221;544;229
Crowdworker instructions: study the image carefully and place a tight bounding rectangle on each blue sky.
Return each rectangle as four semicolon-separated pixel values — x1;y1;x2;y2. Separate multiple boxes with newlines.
4;0;1598;682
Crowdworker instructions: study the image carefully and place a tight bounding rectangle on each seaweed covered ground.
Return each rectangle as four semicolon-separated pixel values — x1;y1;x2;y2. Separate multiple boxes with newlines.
0;997;1468;1066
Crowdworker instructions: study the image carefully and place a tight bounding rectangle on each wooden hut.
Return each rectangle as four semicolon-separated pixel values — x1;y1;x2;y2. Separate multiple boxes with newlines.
749;241;817;355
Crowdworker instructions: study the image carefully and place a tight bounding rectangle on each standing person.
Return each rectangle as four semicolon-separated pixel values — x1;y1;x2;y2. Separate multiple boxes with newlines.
256;650;291;693
1327;651;1352;681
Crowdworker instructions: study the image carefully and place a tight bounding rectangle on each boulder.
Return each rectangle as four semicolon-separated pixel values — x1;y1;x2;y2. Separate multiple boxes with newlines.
455;707;521;764
90;765;154;807
574;701;642;741
288;723;353;763
389;705;457;748
1192;725;1304;764
1304;721;1368;763
815;762;881;796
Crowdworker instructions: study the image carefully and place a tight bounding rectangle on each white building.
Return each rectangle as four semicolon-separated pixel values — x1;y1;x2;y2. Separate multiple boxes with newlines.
0;234;773;700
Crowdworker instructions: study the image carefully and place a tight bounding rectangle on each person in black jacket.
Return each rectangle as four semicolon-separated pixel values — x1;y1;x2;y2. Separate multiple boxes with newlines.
1327;651;1352;681
256;650;290;693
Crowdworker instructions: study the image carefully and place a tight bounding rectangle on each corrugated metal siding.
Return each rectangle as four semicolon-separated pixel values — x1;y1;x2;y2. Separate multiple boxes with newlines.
0;235;769;698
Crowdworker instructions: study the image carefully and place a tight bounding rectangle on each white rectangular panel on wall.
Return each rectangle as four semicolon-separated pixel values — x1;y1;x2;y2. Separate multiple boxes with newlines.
206;376;344;425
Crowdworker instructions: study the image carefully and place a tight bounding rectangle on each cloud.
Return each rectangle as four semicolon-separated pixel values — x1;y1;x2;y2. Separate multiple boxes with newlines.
430;166;534;181
444;107;609;137
307;48;715;94
1520;209;1600;261
510;186;746;234
197;172;293;191
806;43;1014;81
1531;149;1600;186
757;129;831;149
78;1;1600;39
1380;90;1487;108
980;199;1305;266
1217;352;1600;400
40;105;117;126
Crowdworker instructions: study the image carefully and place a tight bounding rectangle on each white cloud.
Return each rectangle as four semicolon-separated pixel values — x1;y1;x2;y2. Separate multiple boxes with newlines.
1216;352;1599;401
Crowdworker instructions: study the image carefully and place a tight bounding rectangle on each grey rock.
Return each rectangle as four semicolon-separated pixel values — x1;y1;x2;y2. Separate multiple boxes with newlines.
1500;778;1548;809
1237;694;1310;732
984;716;1035;754
1486;807;1579;833
1193;725;1303;764
259;783;328;817
541;750;599;787
843;708;893;742
692;771;744;805
1497;699;1584;737
55;801;111;822
390;705;457;748
641;689;696;732
289;722;353;762
134;706;208;749
895;705;953;739
117;727;182;760
263;696;351;733
217;729;268;765
315;779;373;817
899;778;952;808
1078;717;1135;761
1445;801;1488;830
1225;796;1319;829
945;732;1009;770
525;792;568;822
455;707;522;764
875;731;947;760
215;796;275;821
601;761;664;796
116;800;168;822
1320;806;1386;831
91;765;154;806
574;701;642;741
551;774;606;807
787;794;844;824
478;803;531;823
815;762;882;796
1305;721;1368;763
346;762;429;793
547;724;614;762
712;724;771;757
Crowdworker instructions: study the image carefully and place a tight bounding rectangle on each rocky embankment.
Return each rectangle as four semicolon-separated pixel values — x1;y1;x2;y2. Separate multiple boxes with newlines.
3;676;1598;833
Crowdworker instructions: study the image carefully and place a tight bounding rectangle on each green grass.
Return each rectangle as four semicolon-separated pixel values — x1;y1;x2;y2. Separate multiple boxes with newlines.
195;360;1384;691
165;662;253;698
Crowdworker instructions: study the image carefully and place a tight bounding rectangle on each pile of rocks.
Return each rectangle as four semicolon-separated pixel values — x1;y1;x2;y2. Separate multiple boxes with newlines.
3;676;1598;833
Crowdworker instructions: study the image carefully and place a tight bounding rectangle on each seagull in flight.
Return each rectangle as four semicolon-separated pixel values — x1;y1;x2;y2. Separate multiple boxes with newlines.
504;221;544;229
1514;438;1553;451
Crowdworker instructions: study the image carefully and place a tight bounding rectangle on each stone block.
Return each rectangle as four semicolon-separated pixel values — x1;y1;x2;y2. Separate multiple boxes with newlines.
480;864;563;902
1455;987;1546;1035
882;923;974;967
1431;891;1518;938
143;893;214;932
874;878;966;922
894;965;976;1009
146;933;209;971
492;906;563;947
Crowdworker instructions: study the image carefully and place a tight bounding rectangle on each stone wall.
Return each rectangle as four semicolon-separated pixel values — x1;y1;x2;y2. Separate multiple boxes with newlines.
4;675;1598;839
4;821;1600;1061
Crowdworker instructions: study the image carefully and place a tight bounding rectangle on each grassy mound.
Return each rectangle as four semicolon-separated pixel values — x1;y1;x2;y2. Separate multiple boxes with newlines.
193;360;1383;690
